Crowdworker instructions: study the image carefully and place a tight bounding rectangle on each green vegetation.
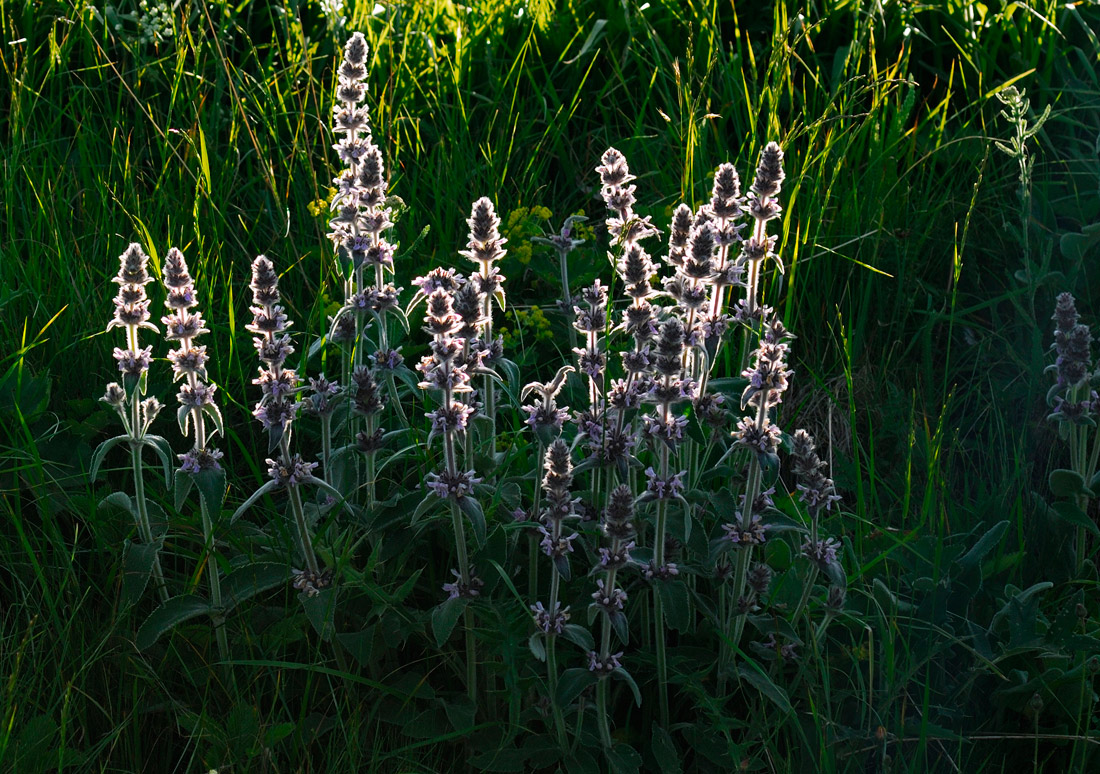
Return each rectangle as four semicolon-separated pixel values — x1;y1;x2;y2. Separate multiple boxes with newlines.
2;0;1098;771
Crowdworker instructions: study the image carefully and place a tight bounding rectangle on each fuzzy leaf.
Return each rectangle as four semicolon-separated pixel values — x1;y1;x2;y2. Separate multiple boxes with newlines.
301;586;338;642
120;538;161;609
458;496;486;547
230;480;278;523
90;434;130;481
431;596;467;648
411;491;443;525
202;402;224;440
611;666;643;707
1049;468;1089;498
98;491;134;517
1050;501;1100;538
222;562;289;611
141;435;175;483
561;624;594;651
606;742;642;774
194;466;227;513
336;627;375;668
135;594;213;650
609;609;629;645
735;664;792;713
657;580;692;632
174;469;194;510
555;667;596;707
650;724;682;774
528;631;546;662
957;520;1009;569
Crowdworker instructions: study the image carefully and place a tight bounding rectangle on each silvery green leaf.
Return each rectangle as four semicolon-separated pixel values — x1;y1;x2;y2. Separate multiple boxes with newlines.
121;538;162;609
458;496;486;547
135;594;213;650
141;435;174;484
202;402;224;440
230;480;279;524
430;596;467;648
561;624;594;651
174;469;194;510
611;668;642;709
90;434;130;481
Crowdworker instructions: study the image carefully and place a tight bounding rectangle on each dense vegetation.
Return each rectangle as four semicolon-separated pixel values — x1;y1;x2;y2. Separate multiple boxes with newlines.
2;1;1098;771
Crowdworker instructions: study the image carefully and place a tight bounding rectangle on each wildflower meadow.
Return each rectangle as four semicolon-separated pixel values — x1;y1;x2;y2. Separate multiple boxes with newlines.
2;1;1099;772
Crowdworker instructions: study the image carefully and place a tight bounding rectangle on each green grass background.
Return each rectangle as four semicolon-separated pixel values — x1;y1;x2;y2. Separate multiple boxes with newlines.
1;0;1099;771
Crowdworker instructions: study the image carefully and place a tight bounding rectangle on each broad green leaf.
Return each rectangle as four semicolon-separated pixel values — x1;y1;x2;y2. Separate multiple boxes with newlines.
561;623;594;651
650;724;682;774
957;520;1009;569
301;586;339;642
606;742;643;774
141;435;175;483
121;538;161;608
174;469;194;511
611;666;642;707
335;627;375;668
458;496;486;546
735;664;792;713
98;491;134;517
1050;501;1100;538
1049;468;1088;498
136;594;213;650
555;667;596;707
431;596;467;647
441;696;476;732
90;434;129;481
230;480;279;523
194;466;226;514
657;580;692;632
222;562;289;611
528;632;546;662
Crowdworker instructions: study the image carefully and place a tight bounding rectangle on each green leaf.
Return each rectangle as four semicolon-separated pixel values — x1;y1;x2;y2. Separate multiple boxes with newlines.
1049;468;1089;498
98;491;134;517
431;596;467;648
606;742;643;774
222;562;289;611
174;469;194;511
230;480;279;523
90;434;129;481
441;696;476;732
194;466;226;513
555;667;596;707
957;520;1009;569
1050;501;1100;538
528;632;546;662
301;587;339;642
135;595;213;650
458;496;486;546
561;623;594;651
468;746;528;772
141;435;175;484
411;491;442;525
611;666;642;707
657;580;692;632
735;664;792;713
202;402;225;439
121;538;161;608
609;609;629;645
650;724;682;774
335;627;375;668
563;750;601;774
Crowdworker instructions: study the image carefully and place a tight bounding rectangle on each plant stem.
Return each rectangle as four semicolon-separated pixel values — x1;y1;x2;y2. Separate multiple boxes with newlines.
198;493;229;665
546;632;567;746
130;441;168;604
287;481;321;576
